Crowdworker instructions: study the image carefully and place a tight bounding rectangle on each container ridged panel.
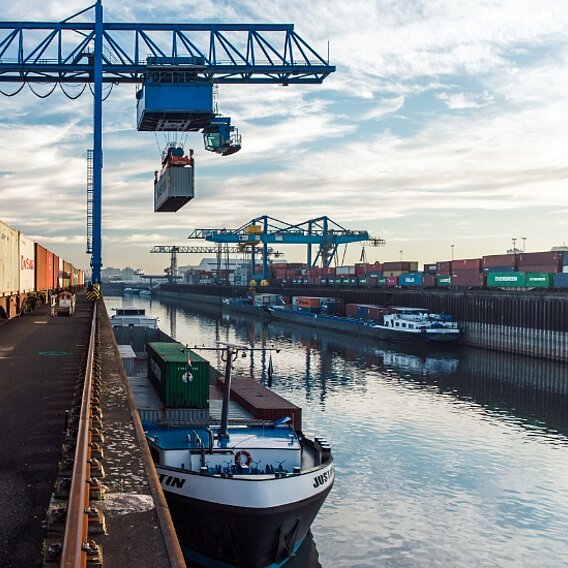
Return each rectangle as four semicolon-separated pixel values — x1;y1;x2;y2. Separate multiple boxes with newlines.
154;167;195;212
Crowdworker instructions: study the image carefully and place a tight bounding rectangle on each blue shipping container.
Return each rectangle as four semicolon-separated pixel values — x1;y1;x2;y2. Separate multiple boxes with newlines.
553;273;568;288
356;306;370;318
399;272;424;286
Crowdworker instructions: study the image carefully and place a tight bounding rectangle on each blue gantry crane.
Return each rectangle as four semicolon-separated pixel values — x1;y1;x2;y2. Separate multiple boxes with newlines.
188;216;386;281
0;2;335;283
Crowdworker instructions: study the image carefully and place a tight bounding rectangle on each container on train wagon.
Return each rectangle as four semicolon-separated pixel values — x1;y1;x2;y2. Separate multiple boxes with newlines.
358;277;367;286
399;272;424;287
486;272;526;287
52;255;59;289
19;233;35;293
525;273;553;288
386;276;398;287
147;342;209;408
377;277;387;287
0;220;19;295
436;275;452;287
34;244;49;292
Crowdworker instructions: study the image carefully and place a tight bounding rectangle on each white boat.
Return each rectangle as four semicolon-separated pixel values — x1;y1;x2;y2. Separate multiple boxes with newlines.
110;308;158;329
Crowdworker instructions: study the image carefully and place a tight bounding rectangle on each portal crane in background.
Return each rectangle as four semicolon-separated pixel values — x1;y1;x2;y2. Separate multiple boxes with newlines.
0;2;335;283
150;245;283;284
188;216;386;281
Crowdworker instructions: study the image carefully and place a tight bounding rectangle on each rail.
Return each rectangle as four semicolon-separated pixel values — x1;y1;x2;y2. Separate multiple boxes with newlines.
60;305;98;567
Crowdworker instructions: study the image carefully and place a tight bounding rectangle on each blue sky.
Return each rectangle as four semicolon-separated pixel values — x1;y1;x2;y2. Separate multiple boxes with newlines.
1;0;568;274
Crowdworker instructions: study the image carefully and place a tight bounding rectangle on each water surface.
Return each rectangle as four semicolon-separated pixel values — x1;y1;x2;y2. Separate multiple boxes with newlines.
106;295;568;568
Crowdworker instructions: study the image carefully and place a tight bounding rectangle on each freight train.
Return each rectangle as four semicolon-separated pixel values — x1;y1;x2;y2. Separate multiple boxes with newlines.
272;252;568;291
1;219;86;319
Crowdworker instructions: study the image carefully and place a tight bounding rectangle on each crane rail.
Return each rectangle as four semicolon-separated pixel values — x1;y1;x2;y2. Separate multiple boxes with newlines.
60;304;100;567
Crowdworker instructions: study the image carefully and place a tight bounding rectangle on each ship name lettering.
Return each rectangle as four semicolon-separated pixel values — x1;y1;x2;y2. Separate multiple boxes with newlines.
159;473;186;489
312;469;333;488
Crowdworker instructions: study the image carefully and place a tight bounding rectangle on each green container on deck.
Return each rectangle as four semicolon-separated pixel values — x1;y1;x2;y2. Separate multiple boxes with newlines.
487;272;526;287
147;342;209;408
377;277;387;286
436;275;452;287
525;272;553;288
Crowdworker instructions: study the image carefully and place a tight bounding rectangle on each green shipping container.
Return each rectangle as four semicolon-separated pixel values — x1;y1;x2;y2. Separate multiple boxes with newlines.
436;275;452;287
377;277;387;286
525;272;553;288
487;272;526;287
147;342;209;408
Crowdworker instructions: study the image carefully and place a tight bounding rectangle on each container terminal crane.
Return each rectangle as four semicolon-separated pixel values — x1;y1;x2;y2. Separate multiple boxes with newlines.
0;1;335;283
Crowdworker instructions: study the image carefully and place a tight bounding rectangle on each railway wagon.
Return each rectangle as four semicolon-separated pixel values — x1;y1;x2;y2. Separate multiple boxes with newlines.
1;218;86;319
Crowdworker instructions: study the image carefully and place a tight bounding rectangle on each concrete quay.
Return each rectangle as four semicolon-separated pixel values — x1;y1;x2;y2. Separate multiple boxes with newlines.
0;294;184;568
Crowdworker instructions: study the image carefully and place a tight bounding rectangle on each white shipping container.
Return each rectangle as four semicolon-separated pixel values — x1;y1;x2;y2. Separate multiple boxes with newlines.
19;232;35;293
1;220;19;295
154;166;195;212
336;266;355;275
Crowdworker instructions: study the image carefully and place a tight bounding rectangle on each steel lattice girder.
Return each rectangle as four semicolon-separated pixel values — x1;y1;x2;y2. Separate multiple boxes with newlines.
0;22;335;84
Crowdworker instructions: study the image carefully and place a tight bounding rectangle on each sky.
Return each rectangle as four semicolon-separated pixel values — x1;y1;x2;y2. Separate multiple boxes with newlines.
1;0;568;275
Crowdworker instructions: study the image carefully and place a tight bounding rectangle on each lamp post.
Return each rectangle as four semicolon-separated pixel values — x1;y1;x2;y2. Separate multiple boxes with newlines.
512;237;517;252
399;250;403;261
522;237;527;252
451;244;454;261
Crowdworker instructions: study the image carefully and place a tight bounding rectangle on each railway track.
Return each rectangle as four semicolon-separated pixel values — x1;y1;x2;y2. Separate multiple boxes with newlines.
44;305;105;567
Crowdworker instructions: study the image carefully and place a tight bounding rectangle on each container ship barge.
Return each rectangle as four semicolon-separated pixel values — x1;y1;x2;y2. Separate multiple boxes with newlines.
113;310;334;568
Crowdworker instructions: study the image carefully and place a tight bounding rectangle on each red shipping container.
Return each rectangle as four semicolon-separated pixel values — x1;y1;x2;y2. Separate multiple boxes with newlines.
518;251;561;266
516;264;561;273
451;258;482;271
436;261;451;272
367;306;387;321
483;254;518;269
386;276;398;287
52;255;59;288
423;274;436;287
34;243;48;291
367;276;378;287
452;271;487;287
345;303;358;317
355;263;368;276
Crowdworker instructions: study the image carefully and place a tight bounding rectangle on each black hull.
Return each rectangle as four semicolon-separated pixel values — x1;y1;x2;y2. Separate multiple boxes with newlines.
269;310;460;344
224;304;272;319
165;486;332;568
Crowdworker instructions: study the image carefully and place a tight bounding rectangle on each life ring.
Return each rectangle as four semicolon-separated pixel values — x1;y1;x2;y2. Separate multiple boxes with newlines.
235;450;252;467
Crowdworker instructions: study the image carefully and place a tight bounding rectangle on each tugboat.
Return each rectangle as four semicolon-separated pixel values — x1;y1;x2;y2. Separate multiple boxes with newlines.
141;341;334;568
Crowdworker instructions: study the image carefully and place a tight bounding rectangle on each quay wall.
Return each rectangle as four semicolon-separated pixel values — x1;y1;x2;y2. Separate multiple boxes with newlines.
152;284;568;362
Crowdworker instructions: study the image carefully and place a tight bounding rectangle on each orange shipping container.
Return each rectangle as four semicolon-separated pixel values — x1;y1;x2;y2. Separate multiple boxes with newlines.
297;296;322;309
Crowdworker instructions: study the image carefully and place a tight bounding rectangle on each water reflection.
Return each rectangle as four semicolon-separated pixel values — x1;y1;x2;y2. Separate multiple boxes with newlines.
108;294;568;442
106;294;568;568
